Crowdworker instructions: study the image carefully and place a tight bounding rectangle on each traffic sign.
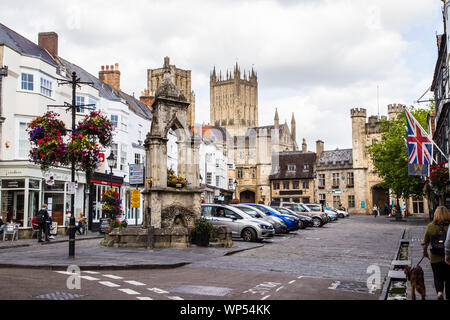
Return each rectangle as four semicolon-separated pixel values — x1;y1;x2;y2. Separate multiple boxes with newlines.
131;189;140;208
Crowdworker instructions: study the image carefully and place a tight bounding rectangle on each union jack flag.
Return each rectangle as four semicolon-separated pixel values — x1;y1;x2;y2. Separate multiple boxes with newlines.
405;109;433;167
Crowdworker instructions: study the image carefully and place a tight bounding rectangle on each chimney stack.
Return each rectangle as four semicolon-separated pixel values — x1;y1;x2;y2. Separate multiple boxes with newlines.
38;32;58;57
302;138;307;153
316;140;324;158
99;63;121;92
140;89;154;111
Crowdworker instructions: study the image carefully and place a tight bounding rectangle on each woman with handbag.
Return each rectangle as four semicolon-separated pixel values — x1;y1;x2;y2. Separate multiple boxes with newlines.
422;206;450;300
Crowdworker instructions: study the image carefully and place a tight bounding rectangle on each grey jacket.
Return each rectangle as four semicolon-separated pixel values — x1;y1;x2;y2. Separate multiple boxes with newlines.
446;226;450;259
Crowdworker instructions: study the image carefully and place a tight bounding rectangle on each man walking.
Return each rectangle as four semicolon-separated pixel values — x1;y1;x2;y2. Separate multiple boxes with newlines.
36;204;50;242
373;204;378;218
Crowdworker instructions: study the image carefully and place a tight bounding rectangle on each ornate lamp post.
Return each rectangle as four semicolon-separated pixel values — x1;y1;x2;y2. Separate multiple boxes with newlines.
107;151;117;189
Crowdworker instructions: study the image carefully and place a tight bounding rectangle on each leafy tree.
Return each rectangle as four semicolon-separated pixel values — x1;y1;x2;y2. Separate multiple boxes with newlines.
368;105;434;210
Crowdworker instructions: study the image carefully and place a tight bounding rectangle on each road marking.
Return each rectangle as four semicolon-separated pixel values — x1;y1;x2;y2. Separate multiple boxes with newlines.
167;296;184;300
137;297;153;300
99;281;120;288
328;281;341;290
261;295;270;300
103;275;123;280
79;276;99;281
124;280;146;286
297;276;304;279
275;286;284;292
147;288;169;294
83;271;100;274
288;280;296;284
55;271;73;275
118;288;141;295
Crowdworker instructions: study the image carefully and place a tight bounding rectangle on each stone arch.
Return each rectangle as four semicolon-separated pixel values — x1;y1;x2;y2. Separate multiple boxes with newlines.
163;113;188;143
240;189;256;204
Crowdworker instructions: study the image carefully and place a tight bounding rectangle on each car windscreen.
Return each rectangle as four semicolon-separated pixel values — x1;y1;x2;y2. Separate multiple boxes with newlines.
237;207;259;217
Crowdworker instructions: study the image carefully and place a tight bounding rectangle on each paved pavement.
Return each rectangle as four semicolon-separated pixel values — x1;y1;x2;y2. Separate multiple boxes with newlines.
405;225;438;300
0;215;432;301
0;232;263;269
187;216;426;283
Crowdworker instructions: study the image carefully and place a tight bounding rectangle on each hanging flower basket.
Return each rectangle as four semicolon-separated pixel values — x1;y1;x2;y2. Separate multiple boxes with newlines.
27;111;68;171
77;111;113;146
102;188;122;221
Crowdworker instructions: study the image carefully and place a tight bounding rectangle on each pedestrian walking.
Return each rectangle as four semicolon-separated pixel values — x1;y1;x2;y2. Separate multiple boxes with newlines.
422;206;450;300
36;204;50;242
373;204;378;218
0;217;4;234
384;203;389;216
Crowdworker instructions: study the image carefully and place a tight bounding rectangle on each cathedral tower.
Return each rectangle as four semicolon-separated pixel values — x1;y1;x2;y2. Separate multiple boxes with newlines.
210;63;258;135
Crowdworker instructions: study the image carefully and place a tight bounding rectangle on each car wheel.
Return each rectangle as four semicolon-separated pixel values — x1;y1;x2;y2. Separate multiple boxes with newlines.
242;228;257;242
339;214;344;218
312;217;322;228
298;221;305;229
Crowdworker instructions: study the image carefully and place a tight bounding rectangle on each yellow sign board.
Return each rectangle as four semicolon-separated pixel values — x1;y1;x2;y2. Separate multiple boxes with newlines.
131;189;140;208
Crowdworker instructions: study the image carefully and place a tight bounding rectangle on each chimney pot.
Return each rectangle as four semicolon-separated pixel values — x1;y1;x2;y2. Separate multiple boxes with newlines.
101;66;105;71
110;65;114;71
115;63;119;70
106;65;109;71
38;32;58;57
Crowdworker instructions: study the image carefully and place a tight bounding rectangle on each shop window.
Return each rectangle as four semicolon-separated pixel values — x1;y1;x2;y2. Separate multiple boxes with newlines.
292;181;300;189
273;181;280;190
302;181;309;189
413;198;424;214
283;181;290;190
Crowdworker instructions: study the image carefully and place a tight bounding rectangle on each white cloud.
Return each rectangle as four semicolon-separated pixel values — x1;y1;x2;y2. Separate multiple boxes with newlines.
0;0;442;150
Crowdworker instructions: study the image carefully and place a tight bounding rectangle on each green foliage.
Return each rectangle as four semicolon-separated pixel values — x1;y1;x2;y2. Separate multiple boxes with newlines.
190;218;214;236
368;105;434;200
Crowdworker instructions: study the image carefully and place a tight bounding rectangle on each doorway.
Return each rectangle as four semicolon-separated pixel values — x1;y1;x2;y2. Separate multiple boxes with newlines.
240;190;256;204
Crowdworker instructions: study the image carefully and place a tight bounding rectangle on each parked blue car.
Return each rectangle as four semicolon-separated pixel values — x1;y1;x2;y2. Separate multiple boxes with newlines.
246;204;300;231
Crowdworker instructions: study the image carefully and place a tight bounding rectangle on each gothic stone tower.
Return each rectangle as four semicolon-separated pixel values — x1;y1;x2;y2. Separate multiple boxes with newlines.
147;57;196;127
210;63;258;136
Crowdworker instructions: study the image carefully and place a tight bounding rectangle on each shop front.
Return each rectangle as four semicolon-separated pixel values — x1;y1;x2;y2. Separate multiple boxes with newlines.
88;172;123;232
0;161;86;237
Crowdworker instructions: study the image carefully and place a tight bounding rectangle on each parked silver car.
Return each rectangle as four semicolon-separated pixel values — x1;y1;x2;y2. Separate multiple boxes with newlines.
201;204;275;242
232;204;288;234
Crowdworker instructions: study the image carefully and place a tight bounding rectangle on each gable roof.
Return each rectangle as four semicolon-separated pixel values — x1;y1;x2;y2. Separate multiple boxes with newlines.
60;58;152;120
0;23;58;67
269;151;316;180
317;148;353;166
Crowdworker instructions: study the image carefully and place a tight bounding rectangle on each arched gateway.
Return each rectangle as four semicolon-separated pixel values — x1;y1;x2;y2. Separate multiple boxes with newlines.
104;66;202;248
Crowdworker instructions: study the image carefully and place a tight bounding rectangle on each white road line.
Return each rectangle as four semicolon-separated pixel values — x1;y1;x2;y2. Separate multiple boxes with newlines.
167;296;184;300
118;288;141;295
99;281;121;288
124;280;146;286
275;286;284;292
55;271;73;275
297;276;304;279
79;276;100;281
288;280;296;284
103;275;123;280
147;288;169;294
137;297;153;300
261;295;270;300
83;271;100;274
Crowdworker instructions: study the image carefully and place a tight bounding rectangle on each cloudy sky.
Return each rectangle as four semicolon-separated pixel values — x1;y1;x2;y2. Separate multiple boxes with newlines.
1;0;443;150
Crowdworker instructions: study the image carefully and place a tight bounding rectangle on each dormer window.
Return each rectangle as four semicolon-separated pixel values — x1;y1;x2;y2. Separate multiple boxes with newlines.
288;164;296;172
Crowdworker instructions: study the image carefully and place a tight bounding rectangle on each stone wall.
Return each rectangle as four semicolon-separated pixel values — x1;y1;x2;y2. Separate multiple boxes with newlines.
101;225;232;249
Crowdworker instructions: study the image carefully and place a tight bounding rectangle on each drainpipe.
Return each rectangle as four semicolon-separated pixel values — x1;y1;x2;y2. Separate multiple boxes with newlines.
0;66;8;153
